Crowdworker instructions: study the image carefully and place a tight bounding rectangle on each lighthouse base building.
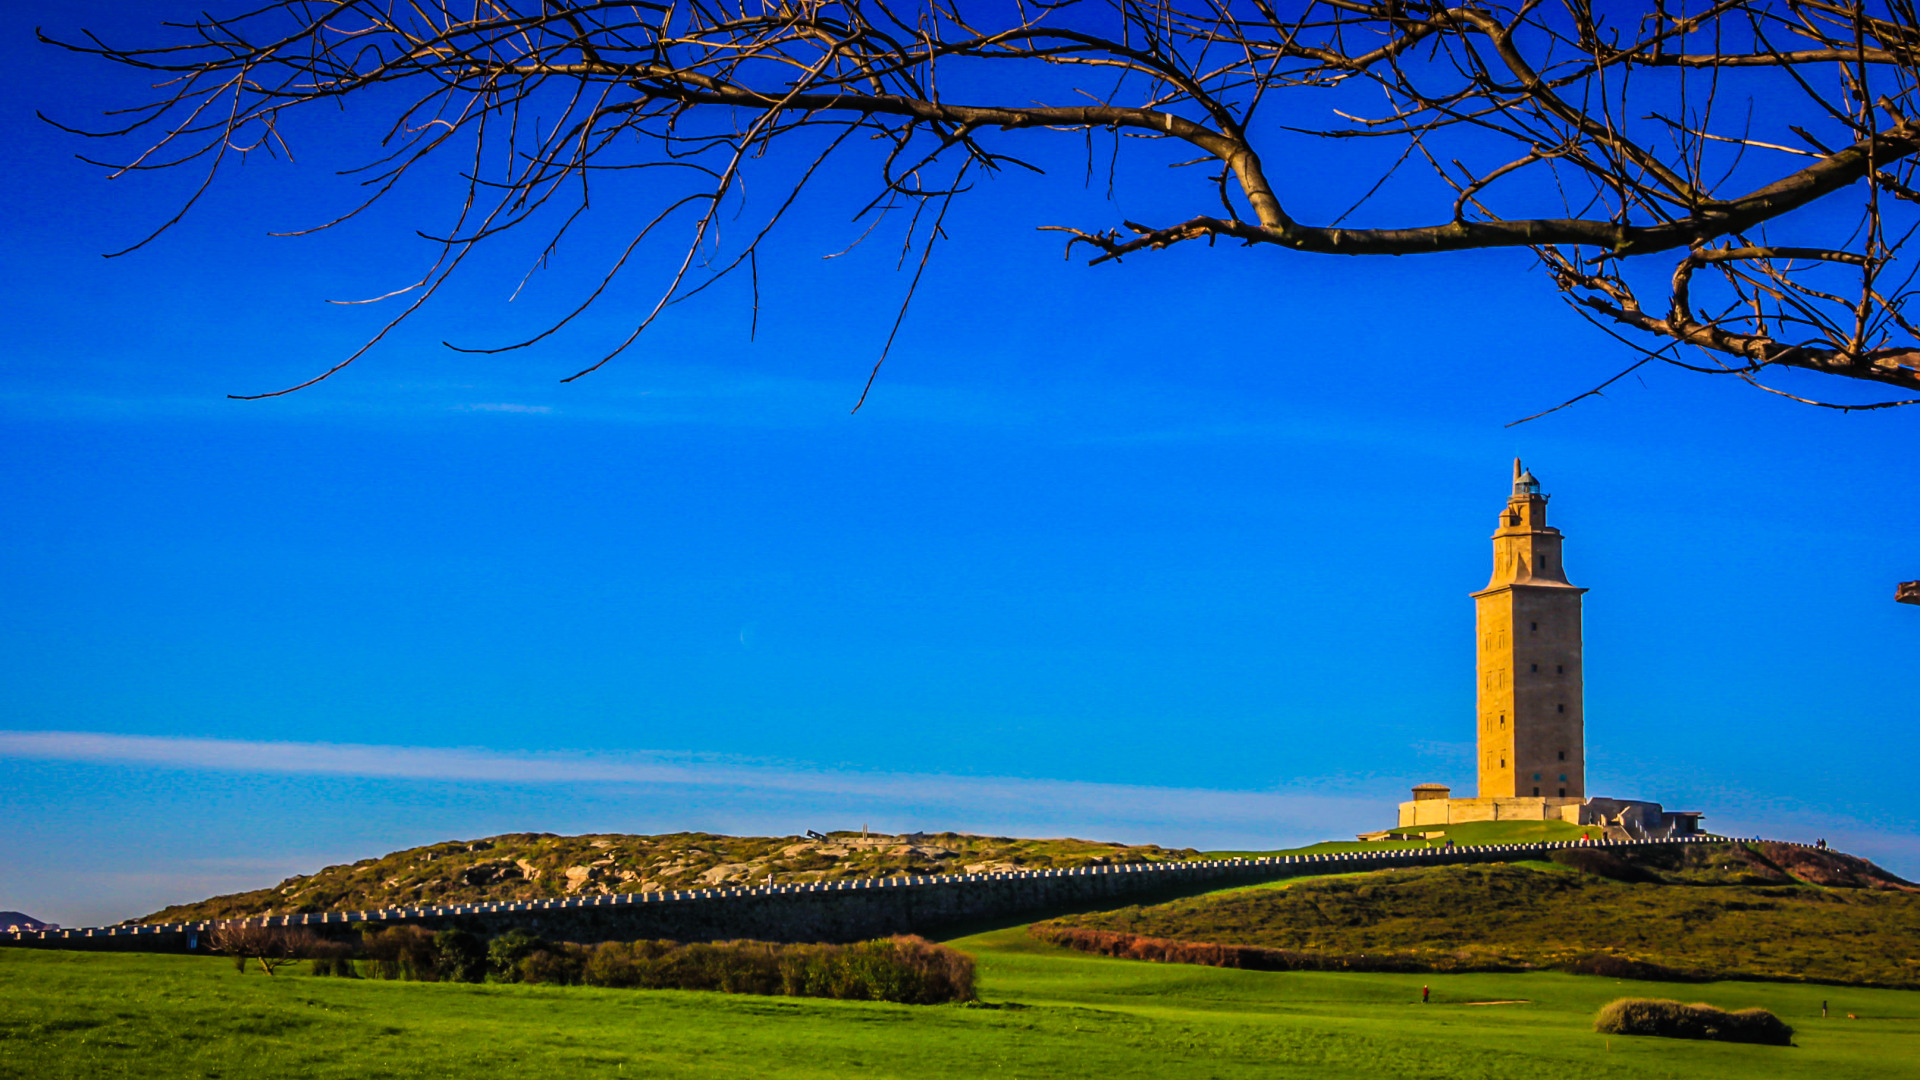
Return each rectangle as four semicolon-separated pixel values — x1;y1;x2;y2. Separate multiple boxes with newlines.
1396;462;1702;840
1397;789;1695;836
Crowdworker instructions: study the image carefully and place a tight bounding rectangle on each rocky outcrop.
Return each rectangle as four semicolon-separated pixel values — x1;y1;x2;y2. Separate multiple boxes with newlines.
457;861;525;887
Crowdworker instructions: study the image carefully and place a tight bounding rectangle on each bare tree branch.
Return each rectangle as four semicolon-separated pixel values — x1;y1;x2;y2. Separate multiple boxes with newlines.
43;0;1920;407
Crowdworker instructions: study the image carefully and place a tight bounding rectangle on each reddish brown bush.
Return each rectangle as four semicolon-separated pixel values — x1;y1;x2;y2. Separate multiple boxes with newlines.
1034;925;1731;985
1028;925;1436;973
1561;953;1704;982
207;923;323;976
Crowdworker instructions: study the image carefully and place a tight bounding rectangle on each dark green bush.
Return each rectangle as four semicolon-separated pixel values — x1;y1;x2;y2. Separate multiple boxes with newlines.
787;937;975;1004
487;928;547;982
430;926;483;983
361;925;440;981
520;946;589;986
434;929;488;984
1594;998;1794;1046
306;938;359;978
309;928;972;1003
542;936;973;1003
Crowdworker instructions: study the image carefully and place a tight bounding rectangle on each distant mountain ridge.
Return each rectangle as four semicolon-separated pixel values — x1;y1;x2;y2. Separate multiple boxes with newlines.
135;830;1202;924
0;912;52;931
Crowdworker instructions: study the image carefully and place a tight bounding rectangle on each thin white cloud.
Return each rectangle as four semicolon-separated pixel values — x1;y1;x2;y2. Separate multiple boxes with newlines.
454;402;554;414
0;729;1374;838
0;366;1019;431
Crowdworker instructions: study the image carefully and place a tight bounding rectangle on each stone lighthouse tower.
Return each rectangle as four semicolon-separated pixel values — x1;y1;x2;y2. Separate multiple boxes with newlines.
1471;460;1586;800
1393;463;1704;836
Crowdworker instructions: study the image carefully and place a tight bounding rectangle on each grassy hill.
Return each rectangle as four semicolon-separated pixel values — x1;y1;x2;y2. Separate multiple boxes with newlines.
136;831;1201;924
1035;842;1920;988
135;819;1685;926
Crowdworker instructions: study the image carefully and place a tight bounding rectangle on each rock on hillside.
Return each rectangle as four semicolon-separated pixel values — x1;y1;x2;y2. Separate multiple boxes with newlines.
133;831;1202;925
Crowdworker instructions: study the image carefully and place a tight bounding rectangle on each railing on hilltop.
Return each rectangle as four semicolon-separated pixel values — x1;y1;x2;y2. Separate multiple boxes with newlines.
1;834;1778;947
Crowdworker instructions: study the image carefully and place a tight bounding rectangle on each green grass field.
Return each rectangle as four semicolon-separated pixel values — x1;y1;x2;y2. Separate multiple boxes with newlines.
5;924;1915;1079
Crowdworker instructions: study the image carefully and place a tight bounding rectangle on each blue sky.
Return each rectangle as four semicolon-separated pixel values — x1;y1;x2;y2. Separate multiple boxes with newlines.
3;4;1916;927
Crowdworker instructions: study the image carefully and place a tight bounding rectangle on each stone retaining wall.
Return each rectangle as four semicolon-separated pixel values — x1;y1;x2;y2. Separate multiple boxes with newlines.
3;835;1756;954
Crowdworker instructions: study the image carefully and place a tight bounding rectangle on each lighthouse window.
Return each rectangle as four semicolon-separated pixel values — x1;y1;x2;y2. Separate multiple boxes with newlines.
1543;556;1551;569
1559;774;1567;782
1557;665;1564;674
1530;663;1538;672
1557;704;1565;713
1532;773;1541;781
1533;786;1541;796
1530;622;1538;631
1558;787;1566;796
1557;750;1565;760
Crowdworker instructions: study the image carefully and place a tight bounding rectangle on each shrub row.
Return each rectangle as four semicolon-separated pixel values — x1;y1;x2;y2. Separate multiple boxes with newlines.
1026;924;1472;973
1594;997;1794;1045
1559;953;1704;982
247;925;972;1003
524;935;975;1003
1032;926;1722;983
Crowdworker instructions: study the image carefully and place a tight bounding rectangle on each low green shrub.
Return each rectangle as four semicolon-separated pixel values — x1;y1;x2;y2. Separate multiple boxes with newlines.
321;930;973;1003
538;936;973;1004
306;939;359;978
361;925;440;981
486;928;545;982
434;929;488;983
1594;997;1793;1046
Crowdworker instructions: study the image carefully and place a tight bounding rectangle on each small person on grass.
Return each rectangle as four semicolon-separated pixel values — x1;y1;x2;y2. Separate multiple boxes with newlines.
1422;985;1430;1004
